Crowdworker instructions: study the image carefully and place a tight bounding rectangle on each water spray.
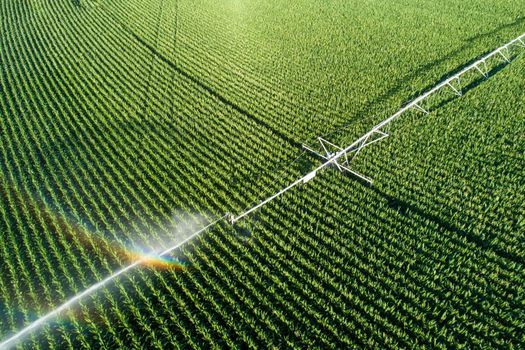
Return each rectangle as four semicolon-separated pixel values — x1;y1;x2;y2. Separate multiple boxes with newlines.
0;216;224;350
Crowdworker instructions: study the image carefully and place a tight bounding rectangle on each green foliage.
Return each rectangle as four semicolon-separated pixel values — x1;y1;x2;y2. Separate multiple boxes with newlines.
0;0;523;348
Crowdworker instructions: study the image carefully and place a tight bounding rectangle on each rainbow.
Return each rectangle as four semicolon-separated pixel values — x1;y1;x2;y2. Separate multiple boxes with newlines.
131;251;190;270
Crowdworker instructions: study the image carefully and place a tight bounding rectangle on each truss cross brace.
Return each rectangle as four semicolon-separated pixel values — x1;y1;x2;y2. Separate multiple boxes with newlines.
445;80;462;96
498;48;511;63
474;60;489;78
412;103;429;114
304;130;389;184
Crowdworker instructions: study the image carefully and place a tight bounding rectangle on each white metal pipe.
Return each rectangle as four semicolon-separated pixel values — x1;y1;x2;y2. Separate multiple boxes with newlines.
328;31;525;161
231;163;326;223
0;217;223;349
231;31;525;224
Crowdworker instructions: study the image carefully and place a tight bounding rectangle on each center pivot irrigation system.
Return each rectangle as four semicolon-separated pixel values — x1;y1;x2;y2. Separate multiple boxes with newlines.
1;30;524;350
226;31;525;224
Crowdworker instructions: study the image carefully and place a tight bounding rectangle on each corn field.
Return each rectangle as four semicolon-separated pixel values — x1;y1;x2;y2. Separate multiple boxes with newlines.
0;0;524;348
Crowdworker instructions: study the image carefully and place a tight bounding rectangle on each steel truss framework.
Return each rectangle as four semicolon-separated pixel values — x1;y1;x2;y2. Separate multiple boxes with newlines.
227;32;525;224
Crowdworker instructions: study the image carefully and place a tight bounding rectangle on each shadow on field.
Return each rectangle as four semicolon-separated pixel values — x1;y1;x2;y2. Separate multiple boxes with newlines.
130;31;302;149
372;186;524;266
405;17;525;98
431;60;512;110
325;16;525;139
256;178;517;347
98;2;303;150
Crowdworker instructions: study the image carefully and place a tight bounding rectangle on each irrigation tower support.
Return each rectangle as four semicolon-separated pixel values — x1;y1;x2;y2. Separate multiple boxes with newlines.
228;32;525;224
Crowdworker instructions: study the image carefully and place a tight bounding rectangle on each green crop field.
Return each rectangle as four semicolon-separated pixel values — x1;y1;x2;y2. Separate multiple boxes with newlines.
1;0;524;348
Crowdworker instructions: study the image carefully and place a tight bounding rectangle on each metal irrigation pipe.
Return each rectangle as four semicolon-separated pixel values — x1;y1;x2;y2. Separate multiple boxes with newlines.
228;31;525;224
